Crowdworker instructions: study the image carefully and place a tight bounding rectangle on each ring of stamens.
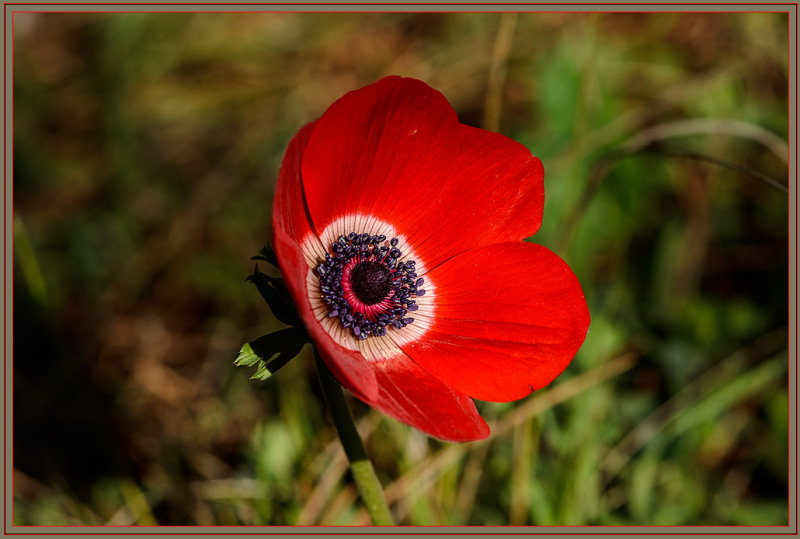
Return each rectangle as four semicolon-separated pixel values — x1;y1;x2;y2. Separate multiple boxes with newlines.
315;233;426;340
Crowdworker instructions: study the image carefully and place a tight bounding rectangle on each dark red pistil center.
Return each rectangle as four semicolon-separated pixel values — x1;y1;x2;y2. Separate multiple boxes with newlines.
350;261;393;305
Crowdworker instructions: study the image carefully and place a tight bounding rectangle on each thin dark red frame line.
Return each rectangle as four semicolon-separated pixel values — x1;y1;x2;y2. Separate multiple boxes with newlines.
3;5;797;534
5;5;10;536
787;4;800;530
3;5;5;534
5;6;796;534
1;532;798;536
1;2;798;6
3;8;796;13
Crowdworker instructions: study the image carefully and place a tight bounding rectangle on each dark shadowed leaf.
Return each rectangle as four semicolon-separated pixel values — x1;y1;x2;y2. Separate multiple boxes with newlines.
251;244;280;268
247;263;301;326
235;326;310;381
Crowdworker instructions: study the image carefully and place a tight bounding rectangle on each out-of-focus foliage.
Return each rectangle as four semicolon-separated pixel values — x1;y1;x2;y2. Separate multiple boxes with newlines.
13;12;789;526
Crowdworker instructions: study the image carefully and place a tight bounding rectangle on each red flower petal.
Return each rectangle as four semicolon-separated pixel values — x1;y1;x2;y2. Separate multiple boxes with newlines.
300;76;544;270
344;352;490;443
272;125;379;401
401;242;590;403
272;122;316;245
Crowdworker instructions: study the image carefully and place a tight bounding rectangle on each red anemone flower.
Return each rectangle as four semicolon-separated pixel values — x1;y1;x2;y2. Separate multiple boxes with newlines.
272;76;590;442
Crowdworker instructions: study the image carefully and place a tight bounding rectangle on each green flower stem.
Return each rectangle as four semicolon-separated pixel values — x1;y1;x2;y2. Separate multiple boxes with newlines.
314;351;395;526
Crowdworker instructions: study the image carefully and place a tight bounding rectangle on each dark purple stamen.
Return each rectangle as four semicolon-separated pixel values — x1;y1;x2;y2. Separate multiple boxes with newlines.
315;233;425;340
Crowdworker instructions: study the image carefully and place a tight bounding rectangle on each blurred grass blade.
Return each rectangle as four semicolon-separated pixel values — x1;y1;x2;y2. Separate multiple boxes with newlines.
645;145;788;194
13;216;49;307
117;478;157;526
618;117;789;165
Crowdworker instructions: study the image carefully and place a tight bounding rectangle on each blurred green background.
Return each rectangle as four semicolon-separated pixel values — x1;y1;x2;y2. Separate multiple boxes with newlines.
13;12;789;526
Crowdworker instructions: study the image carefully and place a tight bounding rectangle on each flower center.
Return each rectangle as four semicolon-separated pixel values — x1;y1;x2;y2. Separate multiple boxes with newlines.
349;261;393;305
315;233;425;340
